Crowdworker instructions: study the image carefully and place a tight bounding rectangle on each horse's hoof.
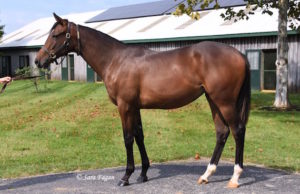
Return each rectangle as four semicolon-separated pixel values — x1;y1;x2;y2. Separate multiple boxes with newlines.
197;177;208;185
227;180;239;188
117;179;129;187
137;175;148;183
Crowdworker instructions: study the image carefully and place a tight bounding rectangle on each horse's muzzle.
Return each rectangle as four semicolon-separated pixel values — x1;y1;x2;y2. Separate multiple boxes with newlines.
34;58;41;67
35;58;50;68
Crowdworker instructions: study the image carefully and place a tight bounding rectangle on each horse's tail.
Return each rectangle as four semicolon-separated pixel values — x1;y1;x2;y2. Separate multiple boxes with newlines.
237;54;251;125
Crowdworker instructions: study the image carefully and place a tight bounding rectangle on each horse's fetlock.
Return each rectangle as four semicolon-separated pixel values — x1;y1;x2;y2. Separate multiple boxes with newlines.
126;167;135;174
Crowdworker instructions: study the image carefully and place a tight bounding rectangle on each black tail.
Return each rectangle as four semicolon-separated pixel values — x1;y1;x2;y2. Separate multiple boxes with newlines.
237;54;251;125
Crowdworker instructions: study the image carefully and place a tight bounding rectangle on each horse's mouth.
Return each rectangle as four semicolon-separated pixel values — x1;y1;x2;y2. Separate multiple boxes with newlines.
35;58;51;69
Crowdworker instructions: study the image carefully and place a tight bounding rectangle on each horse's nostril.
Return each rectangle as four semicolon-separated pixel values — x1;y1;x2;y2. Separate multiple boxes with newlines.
35;59;40;66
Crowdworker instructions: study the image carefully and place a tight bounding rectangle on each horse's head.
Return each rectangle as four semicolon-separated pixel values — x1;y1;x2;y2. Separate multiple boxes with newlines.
35;13;78;68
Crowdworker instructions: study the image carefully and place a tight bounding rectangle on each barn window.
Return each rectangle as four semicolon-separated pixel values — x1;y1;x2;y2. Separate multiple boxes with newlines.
262;49;276;90
247;51;260;70
246;50;261;90
19;55;30;69
1;56;12;77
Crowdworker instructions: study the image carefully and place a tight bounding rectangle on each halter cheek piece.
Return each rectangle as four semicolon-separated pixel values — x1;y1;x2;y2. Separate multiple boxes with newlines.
42;22;81;65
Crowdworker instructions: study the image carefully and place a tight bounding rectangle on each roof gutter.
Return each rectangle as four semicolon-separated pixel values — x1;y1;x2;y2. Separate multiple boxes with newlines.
0;45;42;51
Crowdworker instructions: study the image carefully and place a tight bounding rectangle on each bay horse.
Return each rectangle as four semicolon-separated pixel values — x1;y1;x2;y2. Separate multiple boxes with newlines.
35;13;250;188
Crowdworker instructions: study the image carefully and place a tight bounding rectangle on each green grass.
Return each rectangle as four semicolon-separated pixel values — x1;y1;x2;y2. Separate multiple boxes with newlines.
0;80;299;178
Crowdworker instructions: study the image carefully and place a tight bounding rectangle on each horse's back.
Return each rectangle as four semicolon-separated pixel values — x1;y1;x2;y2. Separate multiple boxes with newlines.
120;41;247;109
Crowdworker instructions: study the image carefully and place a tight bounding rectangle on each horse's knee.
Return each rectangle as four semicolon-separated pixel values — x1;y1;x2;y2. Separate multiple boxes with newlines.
124;133;134;148
216;129;230;145
232;126;245;141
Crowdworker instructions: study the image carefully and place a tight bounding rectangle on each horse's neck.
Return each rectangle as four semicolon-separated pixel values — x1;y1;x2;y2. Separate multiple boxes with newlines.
78;26;126;80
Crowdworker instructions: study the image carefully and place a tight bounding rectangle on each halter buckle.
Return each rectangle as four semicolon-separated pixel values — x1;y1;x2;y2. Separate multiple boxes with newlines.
66;33;71;39
50;53;56;59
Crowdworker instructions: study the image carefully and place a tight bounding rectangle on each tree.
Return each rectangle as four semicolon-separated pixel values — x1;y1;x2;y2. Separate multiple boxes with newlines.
0;24;4;58
174;0;300;108
0;24;4;40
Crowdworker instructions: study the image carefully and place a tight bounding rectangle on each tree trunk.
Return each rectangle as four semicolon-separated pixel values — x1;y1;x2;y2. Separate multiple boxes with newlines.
274;0;291;108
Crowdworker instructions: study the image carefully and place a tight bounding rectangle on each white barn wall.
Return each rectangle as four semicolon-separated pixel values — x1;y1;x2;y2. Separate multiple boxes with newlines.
50;54;87;81
50;63;61;80
0;49;39;76
74;54;87;82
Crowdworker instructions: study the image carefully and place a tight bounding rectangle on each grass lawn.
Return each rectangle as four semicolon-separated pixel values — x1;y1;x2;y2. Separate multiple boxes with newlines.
0;80;299;178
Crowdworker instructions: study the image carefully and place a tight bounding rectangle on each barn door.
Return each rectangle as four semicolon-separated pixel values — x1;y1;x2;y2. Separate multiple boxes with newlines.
96;74;102;82
246;50;261;90
69;55;75;81
86;64;95;82
61;57;68;80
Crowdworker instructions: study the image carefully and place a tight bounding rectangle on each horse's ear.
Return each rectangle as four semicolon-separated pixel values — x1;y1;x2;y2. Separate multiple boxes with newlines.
53;13;64;24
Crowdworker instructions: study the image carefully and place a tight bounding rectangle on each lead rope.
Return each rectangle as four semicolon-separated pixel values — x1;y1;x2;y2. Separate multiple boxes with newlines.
0;83;7;94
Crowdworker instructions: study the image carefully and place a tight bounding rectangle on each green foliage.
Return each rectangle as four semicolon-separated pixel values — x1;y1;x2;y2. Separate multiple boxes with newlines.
15;66;33;77
0;81;299;178
15;66;52;93
174;0;300;31
0;25;4;40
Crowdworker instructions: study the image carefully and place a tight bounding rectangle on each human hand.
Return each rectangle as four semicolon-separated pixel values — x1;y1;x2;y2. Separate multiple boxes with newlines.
0;77;12;84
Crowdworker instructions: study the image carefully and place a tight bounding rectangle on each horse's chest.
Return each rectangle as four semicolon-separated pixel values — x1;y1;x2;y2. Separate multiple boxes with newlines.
104;82;118;105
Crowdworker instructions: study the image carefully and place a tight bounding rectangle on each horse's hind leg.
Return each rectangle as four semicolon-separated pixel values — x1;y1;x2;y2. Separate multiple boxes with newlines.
227;119;245;188
134;110;150;183
218;104;245;188
198;95;230;184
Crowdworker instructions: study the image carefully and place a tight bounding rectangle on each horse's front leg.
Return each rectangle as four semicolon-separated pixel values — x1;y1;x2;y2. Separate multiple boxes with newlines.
117;102;137;186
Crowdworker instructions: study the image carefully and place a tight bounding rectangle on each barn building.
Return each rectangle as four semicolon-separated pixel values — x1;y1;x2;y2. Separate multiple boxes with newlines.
0;0;299;92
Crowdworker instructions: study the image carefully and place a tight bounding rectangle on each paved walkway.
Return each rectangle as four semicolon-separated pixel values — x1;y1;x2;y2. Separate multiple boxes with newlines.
0;159;299;194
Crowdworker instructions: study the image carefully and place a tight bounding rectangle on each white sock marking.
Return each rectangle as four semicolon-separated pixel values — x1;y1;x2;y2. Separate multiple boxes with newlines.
201;164;217;181
230;164;243;185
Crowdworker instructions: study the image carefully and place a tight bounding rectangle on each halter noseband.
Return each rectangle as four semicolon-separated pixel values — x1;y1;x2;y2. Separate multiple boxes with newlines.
42;21;81;65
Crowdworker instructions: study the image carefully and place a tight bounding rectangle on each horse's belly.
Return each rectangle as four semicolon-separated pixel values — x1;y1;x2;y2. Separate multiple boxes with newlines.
140;85;204;109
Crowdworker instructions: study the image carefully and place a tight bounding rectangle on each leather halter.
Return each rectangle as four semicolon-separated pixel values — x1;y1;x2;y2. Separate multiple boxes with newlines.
42;22;81;65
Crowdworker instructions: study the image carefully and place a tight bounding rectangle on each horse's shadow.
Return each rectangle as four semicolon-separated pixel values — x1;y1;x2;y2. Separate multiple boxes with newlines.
0;173;75;191
116;162;289;187
0;162;289;191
